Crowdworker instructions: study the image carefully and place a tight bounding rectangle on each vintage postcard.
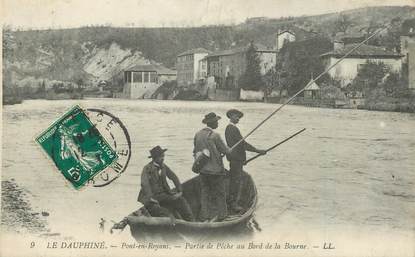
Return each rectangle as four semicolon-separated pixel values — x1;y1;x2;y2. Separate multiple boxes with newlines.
1;0;415;256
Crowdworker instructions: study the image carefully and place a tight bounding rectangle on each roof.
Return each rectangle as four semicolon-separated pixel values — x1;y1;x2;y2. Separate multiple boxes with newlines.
177;48;211;57
207;43;276;58
125;64;176;75
334;32;366;44
275;26;319;40
255;43;273;52
277;30;295;36
320;44;403;59
305;79;320;90
334;32;365;40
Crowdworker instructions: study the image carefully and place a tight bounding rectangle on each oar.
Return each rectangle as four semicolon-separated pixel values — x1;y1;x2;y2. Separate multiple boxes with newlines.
244;128;306;165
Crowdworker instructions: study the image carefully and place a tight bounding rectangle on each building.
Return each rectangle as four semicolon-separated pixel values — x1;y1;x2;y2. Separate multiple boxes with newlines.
408;42;415;89
176;48;210;87
245;17;269;24
275;27;319;51
206;43;277;89
400;27;415;63
97;80;107;92
197;57;208;81
275;30;296;51
304;79;320;99
400;20;415;89
121;64;176;99
320;43;403;87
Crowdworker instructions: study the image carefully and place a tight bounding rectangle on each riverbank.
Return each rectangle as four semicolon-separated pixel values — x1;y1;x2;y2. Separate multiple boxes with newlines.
3;94;415;113
362;96;415;113
1;180;48;234
3;95;23;105
266;96;415;113
2;91;83;106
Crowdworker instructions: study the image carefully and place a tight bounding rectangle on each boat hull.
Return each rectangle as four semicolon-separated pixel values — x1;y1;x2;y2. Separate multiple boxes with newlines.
127;171;258;241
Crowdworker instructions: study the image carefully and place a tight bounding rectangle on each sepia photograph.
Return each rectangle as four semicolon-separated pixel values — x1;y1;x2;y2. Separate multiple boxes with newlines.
1;0;415;256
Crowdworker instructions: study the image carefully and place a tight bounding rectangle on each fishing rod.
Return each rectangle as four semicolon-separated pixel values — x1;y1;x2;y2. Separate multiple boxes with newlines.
230;25;390;152
244;128;306;165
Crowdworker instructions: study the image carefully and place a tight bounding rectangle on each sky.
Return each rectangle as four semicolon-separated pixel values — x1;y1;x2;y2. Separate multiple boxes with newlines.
1;0;414;29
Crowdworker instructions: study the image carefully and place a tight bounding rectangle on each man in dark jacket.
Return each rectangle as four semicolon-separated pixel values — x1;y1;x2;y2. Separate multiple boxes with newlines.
193;112;231;221
137;146;194;221
225;109;266;212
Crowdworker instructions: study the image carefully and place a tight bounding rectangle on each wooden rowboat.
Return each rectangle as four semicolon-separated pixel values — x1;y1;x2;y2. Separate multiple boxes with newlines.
121;171;258;241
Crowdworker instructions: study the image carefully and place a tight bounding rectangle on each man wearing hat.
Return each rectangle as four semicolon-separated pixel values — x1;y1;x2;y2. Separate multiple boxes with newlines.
225;109;266;212
193;112;231;221
137;146;195;221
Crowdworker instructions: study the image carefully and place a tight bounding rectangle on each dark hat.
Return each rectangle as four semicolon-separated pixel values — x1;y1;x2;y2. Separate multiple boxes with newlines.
202;112;221;124
226;109;244;119
148;145;167;158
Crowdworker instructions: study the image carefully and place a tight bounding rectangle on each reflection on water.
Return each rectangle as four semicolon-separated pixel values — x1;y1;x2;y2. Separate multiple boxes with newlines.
2;99;415;241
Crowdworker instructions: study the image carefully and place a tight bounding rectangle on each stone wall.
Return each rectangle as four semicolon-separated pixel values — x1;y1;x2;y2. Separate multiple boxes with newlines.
240;89;264;101
207;88;239;101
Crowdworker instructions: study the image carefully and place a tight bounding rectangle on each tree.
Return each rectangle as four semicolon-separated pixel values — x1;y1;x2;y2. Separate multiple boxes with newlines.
365;19;383;46
334;14;353;33
351;61;390;95
263;68;277;95
238;42;263;91
276;36;332;95
3;26;17;92
36;80;46;94
263;60;288;97
383;63;410;98
2;26;16;59
76;78;85;90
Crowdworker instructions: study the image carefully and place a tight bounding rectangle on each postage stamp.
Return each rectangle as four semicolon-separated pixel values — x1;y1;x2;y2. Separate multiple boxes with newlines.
35;105;118;189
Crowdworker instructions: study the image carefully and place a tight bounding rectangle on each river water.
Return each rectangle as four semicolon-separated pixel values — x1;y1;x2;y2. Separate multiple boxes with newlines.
2;99;415;254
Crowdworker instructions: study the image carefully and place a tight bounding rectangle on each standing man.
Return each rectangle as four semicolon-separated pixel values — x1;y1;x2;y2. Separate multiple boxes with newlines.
193;112;231;222
137;146;195;221
225;109;266;213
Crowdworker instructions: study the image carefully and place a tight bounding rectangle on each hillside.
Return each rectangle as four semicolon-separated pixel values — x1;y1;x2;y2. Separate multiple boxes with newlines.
3;5;415;92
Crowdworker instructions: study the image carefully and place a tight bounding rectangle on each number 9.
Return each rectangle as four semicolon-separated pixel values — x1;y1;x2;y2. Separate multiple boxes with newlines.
30;241;35;248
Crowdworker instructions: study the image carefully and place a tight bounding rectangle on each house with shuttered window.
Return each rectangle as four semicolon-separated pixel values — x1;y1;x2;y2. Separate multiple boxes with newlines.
320;43;403;88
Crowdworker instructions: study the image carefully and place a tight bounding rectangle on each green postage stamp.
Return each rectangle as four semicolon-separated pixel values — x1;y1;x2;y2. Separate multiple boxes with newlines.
36;105;118;189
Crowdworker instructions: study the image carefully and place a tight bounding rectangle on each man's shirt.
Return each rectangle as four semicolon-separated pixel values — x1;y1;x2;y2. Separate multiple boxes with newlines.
137;161;182;204
225;122;256;162
193;127;230;175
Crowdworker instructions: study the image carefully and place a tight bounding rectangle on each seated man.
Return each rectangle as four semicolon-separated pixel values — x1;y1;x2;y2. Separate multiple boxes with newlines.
137;146;195;221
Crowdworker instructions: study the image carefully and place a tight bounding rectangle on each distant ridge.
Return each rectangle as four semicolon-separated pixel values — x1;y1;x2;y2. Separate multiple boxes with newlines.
3;6;415;87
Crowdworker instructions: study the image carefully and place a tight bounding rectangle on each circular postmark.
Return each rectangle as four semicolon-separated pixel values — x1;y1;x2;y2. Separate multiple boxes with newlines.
41;105;131;189
84;108;132;187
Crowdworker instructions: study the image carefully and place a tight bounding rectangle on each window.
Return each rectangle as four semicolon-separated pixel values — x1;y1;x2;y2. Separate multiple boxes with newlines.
143;72;149;83
136;72;143;83
125;71;131;83
150;72;157;83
